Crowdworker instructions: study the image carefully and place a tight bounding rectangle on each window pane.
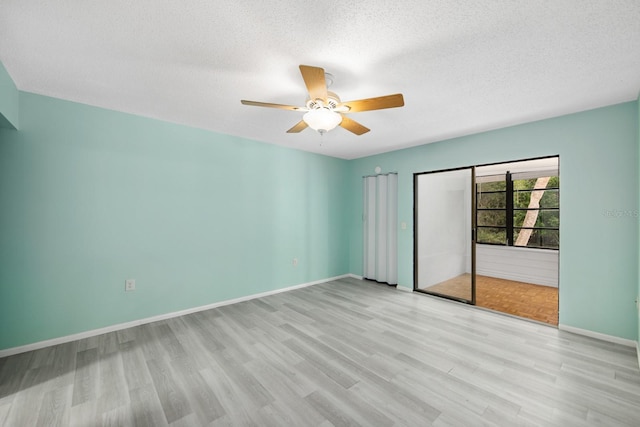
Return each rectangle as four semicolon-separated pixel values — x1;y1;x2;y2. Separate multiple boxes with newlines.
514;228;559;249
537;209;559;227
477;192;506;209
539;189;559;208
513;178;537;191
477;181;506;192
513;209;559;228
477;227;506;245
513;177;557;191
513;191;531;209
477;210;506;227
513;189;559;209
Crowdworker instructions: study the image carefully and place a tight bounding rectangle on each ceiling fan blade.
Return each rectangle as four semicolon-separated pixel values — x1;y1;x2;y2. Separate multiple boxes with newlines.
287;120;309;133
340;116;370;135
340;93;404;113
241;100;304;111
299;65;328;102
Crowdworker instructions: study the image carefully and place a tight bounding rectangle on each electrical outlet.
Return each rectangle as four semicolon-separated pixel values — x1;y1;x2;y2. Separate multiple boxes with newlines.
125;279;136;292
292;258;298;267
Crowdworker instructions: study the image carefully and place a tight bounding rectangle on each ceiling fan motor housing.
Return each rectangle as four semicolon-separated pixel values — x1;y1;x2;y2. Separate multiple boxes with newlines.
306;91;341;111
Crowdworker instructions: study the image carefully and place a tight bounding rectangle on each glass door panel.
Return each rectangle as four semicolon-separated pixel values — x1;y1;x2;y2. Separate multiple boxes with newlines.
414;167;475;304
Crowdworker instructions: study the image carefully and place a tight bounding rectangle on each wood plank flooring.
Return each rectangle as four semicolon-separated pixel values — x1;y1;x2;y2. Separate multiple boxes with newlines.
1;277;639;426
421;274;559;325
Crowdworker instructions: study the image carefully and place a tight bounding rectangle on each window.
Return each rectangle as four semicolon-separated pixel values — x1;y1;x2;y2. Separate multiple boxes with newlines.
476;172;559;249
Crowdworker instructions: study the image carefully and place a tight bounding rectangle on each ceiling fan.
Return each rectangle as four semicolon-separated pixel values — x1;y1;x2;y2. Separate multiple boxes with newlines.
241;65;404;135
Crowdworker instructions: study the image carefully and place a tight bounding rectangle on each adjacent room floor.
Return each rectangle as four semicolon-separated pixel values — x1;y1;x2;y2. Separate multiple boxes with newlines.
421;274;559;325
0;277;636;426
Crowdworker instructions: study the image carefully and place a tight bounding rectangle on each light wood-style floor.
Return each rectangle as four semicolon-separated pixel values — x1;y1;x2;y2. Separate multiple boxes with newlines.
1;277;639;426
421;274;559;325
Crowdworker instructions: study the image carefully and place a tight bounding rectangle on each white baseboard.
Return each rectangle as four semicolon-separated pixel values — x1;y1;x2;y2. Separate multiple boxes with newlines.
637;341;640;369
0;274;349;358
397;285;413;292
347;273;363;280
558;324;636;348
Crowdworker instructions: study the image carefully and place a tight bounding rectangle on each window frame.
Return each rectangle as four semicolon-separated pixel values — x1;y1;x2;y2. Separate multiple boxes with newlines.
476;171;559;250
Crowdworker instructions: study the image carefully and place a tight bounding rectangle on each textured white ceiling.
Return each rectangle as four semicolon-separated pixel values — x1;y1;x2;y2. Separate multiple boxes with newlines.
1;1;640;159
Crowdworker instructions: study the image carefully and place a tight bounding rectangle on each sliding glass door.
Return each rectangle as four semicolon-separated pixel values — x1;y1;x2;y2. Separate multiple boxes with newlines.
414;167;476;304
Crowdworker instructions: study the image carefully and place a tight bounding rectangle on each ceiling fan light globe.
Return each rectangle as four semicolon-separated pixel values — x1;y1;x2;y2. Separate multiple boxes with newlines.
303;108;342;133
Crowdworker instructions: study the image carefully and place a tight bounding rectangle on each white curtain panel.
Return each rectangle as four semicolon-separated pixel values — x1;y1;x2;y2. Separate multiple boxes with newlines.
363;173;398;285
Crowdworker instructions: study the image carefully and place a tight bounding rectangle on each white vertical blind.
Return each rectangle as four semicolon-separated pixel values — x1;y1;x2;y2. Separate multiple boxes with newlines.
375;175;388;282
387;173;398;283
363;173;398;285
363;177;377;280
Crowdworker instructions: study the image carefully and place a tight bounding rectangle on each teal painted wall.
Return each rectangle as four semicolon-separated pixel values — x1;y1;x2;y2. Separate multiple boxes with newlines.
0;92;349;350
1;86;638;350
0;61;19;129
348;102;639;340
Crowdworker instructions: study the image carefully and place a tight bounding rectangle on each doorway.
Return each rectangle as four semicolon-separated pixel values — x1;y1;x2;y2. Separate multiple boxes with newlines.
413;166;476;303
414;157;559;325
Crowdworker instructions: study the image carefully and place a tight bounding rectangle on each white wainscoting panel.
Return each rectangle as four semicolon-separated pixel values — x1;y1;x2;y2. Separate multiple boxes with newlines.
476;244;558;287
